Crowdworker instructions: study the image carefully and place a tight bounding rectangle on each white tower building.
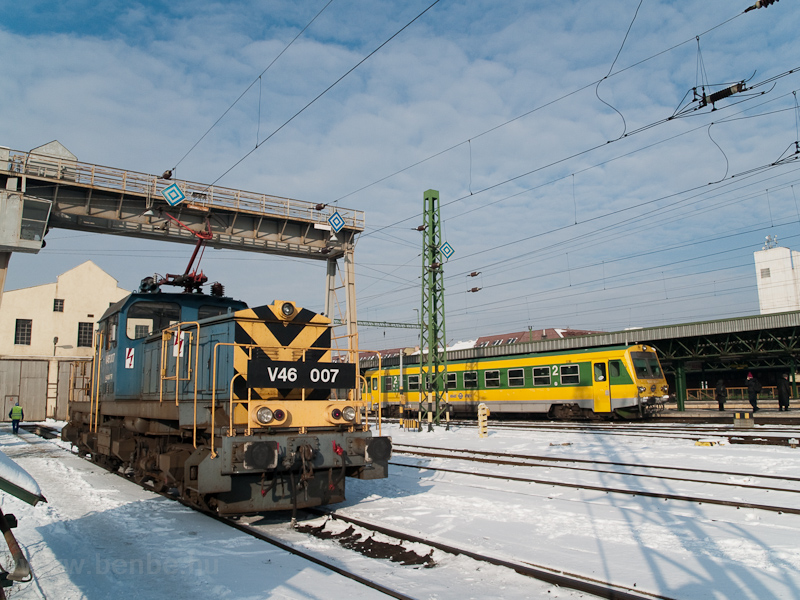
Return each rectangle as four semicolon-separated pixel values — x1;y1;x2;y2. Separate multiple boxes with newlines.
754;236;800;314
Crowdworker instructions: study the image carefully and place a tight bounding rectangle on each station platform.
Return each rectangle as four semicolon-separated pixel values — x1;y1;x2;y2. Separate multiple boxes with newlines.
657;401;800;424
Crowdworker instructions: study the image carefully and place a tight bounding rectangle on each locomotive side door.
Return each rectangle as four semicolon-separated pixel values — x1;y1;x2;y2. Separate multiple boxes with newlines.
592;361;611;413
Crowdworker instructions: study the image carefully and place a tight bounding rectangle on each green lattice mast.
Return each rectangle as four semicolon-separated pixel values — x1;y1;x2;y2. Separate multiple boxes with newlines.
420;189;448;426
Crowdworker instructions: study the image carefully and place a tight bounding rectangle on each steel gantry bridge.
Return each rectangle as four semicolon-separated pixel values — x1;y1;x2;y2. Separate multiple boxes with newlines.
0;142;362;351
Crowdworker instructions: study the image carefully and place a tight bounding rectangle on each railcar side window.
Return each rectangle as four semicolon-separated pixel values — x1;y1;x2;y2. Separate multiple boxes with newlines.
508;368;525;387
447;372;457;389
408;375;420;391
533;366;550;386
372;377;378;391
560;364;580;385
464;371;478;388
384;377;393;392
594;363;606;382
126;302;181;339
609;361;621;378
485;370;500;387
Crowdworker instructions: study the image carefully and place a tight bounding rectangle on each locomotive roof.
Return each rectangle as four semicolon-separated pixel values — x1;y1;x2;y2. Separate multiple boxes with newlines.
99;291;248;322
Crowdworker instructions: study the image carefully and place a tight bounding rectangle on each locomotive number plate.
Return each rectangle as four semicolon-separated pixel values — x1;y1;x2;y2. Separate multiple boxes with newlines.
247;360;357;389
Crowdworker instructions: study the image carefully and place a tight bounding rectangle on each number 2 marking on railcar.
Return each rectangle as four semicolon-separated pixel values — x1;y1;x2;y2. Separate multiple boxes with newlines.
552;365;559;376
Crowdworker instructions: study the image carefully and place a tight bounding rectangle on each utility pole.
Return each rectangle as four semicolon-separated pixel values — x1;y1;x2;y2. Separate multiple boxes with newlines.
419;189;448;427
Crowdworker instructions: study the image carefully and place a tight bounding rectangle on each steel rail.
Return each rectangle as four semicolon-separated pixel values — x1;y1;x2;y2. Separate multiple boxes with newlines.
307;508;674;600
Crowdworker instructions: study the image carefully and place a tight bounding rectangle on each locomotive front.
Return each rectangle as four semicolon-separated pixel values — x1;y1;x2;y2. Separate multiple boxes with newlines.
63;291;391;515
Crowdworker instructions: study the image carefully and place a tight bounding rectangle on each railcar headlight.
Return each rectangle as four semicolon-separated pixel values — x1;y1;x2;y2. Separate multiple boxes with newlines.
637;386;647;393
342;406;356;422
256;407;274;424
661;385;669;393
281;302;295;317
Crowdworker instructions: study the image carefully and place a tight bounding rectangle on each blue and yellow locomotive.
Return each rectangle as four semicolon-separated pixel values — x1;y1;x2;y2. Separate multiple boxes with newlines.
63;284;391;515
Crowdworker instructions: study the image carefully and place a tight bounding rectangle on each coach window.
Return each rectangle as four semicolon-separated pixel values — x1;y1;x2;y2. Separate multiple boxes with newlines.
609;361;622;378
533;366;551;386
560;364;580;385
485;370;500;388
126;301;181;339
464;371;478;388
408;374;420;391
447;372;458;389
384;377;393;392
508;368;525;387
594;363;606;382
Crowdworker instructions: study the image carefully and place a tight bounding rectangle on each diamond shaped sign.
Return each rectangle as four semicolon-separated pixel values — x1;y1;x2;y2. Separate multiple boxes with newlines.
328;211;346;233
440;241;454;259
161;183;186;207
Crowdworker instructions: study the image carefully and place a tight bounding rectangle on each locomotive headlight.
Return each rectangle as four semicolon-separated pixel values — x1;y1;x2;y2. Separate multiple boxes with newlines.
281;302;295;317
256;407;274;424
342;406;356;422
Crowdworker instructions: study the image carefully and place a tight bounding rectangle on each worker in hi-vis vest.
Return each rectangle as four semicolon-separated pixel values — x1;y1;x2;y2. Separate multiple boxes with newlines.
8;402;23;434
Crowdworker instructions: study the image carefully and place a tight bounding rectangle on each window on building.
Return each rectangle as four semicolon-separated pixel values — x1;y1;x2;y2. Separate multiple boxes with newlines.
464;371;478;388
533;366;551;386
408;374;420;391
508;368;525;387
507;337;518;344
53;299;64;312
446;372;457;389
761;268;771;279
492;339;503;346
134;325;150;339
77;322;94;347
485;370;501;387
14;319;32;345
560;364;580;385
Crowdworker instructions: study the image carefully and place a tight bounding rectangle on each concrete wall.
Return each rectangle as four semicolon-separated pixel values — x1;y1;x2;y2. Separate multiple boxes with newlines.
0;261;129;419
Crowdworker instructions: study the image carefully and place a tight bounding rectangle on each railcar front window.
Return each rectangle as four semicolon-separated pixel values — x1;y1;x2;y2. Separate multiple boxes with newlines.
632;352;663;378
126;302;181;339
648;356;663;378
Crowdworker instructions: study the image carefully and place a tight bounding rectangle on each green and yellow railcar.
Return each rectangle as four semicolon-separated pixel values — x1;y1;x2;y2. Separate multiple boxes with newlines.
364;344;669;419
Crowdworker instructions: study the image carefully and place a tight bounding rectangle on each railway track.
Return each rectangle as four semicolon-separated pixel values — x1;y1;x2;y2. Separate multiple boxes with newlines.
392;443;800;516
16;423;675;600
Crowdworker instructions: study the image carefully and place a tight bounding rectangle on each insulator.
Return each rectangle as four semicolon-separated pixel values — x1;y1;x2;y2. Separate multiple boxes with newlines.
315;203;326;210
707;82;745;105
468;287;481;293
468;271;481;277
416;225;426;231
210;282;224;297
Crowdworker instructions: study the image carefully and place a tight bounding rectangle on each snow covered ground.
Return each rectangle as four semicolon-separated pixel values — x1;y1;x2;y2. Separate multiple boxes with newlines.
1;421;799;599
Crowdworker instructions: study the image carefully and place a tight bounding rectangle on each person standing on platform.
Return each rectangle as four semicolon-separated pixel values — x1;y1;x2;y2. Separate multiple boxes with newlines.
8;402;23;434
778;373;791;412
746;372;761;412
715;379;727;411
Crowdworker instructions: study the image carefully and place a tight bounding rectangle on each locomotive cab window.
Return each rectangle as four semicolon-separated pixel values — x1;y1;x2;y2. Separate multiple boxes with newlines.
198;305;230;320
560;364;580;385
464;371;478;388
508;368;525;387
126;302;181;339
533;366;551;386
485;370;500;388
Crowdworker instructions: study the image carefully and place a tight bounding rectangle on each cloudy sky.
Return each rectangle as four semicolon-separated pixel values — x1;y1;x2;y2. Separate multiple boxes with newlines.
2;0;800;350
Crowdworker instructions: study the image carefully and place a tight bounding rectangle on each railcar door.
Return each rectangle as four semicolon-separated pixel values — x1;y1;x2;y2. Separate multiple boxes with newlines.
592;361;611;413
